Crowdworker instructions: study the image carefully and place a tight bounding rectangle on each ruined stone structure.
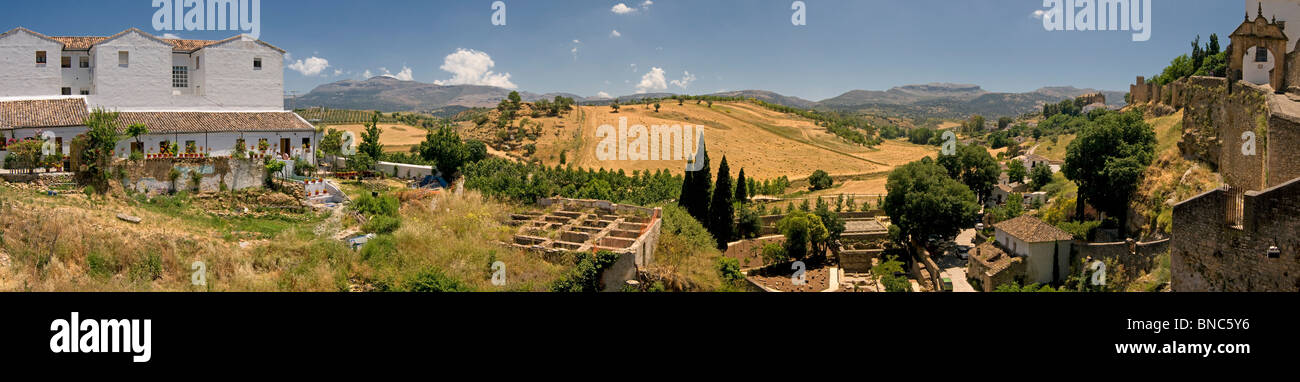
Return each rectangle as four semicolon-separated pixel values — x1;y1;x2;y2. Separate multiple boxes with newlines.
967;242;1025;292
1074;238;1171;280
1171;178;1300;291
507;197;662;291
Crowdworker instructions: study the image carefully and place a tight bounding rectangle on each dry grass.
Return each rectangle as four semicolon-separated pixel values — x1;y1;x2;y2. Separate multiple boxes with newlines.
361;190;569;291
535;102;935;180
0;182;569;292
332;123;429;153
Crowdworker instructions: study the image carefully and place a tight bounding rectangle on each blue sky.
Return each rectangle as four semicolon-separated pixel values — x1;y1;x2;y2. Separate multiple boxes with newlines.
2;0;1245;100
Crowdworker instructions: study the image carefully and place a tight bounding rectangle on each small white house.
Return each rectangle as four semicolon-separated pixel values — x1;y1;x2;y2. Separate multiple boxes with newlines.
2;97;316;166
992;215;1074;285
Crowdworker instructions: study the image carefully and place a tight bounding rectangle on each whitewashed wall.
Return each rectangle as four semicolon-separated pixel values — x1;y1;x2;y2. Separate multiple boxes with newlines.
198;38;283;110
112;130;316;164
88;31;173;110
0;30;63;97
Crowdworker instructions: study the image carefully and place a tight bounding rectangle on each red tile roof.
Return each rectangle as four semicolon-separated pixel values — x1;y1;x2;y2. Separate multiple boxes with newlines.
113;112;314;134
994;215;1075;243
0;98;89;129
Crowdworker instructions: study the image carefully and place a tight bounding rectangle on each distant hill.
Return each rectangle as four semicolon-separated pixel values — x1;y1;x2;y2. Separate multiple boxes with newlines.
288;77;580;111
289;77;1124;120
816;84;1126;119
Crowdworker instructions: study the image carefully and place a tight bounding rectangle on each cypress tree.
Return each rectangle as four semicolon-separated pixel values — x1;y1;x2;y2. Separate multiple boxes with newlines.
708;156;734;250
734;168;748;203
687;151;712;224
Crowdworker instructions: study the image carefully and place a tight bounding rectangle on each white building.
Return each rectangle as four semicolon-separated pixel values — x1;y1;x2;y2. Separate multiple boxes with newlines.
0;27;283;110
992;215;1074;285
0;27;314;166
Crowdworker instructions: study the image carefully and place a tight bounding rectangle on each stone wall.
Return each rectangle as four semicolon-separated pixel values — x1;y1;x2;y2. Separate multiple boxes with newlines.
118;157;265;195
1171;179;1300;292
1073;239;1171;279
1179;78;1270;191
839;249;882;273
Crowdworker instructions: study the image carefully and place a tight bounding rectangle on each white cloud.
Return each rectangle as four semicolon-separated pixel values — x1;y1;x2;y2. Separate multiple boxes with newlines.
288;56;331;76
611;3;635;14
432;48;517;89
610;29;622;38
388;67;414;81
635;67;667;94
1031;10;1047;20
670;71;696;89
333;69;344;77
641;1;653;10
367;67;413;81
162;33;182;40
571;40;582;61
596;91;612;99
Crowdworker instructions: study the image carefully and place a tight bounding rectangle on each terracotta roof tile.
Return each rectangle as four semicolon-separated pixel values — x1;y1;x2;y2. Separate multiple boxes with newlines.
971;242;1020;275
48;36;107;50
0;98;89;129
994;215;1075;243
51;35;220;52
113;112;314;134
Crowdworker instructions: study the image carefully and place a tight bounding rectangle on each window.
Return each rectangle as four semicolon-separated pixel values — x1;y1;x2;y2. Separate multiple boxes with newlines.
195;56;200;70
79;56;89;68
118;51;129;67
185;140;197;154
1256;47;1269;63
61;87;71;96
172;66;189;88
36;51;46;64
253;57;262;70
302;137;311;151
61;56;71;68
280;138;290;155
79;89;89;95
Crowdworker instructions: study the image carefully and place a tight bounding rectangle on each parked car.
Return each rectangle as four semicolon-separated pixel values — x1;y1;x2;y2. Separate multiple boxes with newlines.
956;245;971;260
941;277;954;292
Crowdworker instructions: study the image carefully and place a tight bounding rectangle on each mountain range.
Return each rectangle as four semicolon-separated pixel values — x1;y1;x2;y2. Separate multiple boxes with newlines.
287;77;1124;119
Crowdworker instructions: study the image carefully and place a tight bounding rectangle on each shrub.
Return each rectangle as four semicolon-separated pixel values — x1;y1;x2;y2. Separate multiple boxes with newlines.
402;267;471;292
86;252;119;279
353;193;400;217
716;257;744;282
129;253;163;282
808;170;833;191
761;243;789;266
360;235;397;262
551;251;621;292
363;215;402;234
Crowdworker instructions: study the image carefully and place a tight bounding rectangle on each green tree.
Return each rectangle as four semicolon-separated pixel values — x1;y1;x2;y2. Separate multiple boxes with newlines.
997;116;1013;130
937;144;1000;203
359;112;384;159
1006;159;1028;184
1063;111;1156;237
808;170;833;191
884;160;980;248
734;168;748;203
320;128;344;165
1030;164;1053;191
654;102;661;112
126;123;149;154
778;210;826;261
874;255;910;292
610;102;621;113
418;125;470;176
79;108;122;192
707;156;735;250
